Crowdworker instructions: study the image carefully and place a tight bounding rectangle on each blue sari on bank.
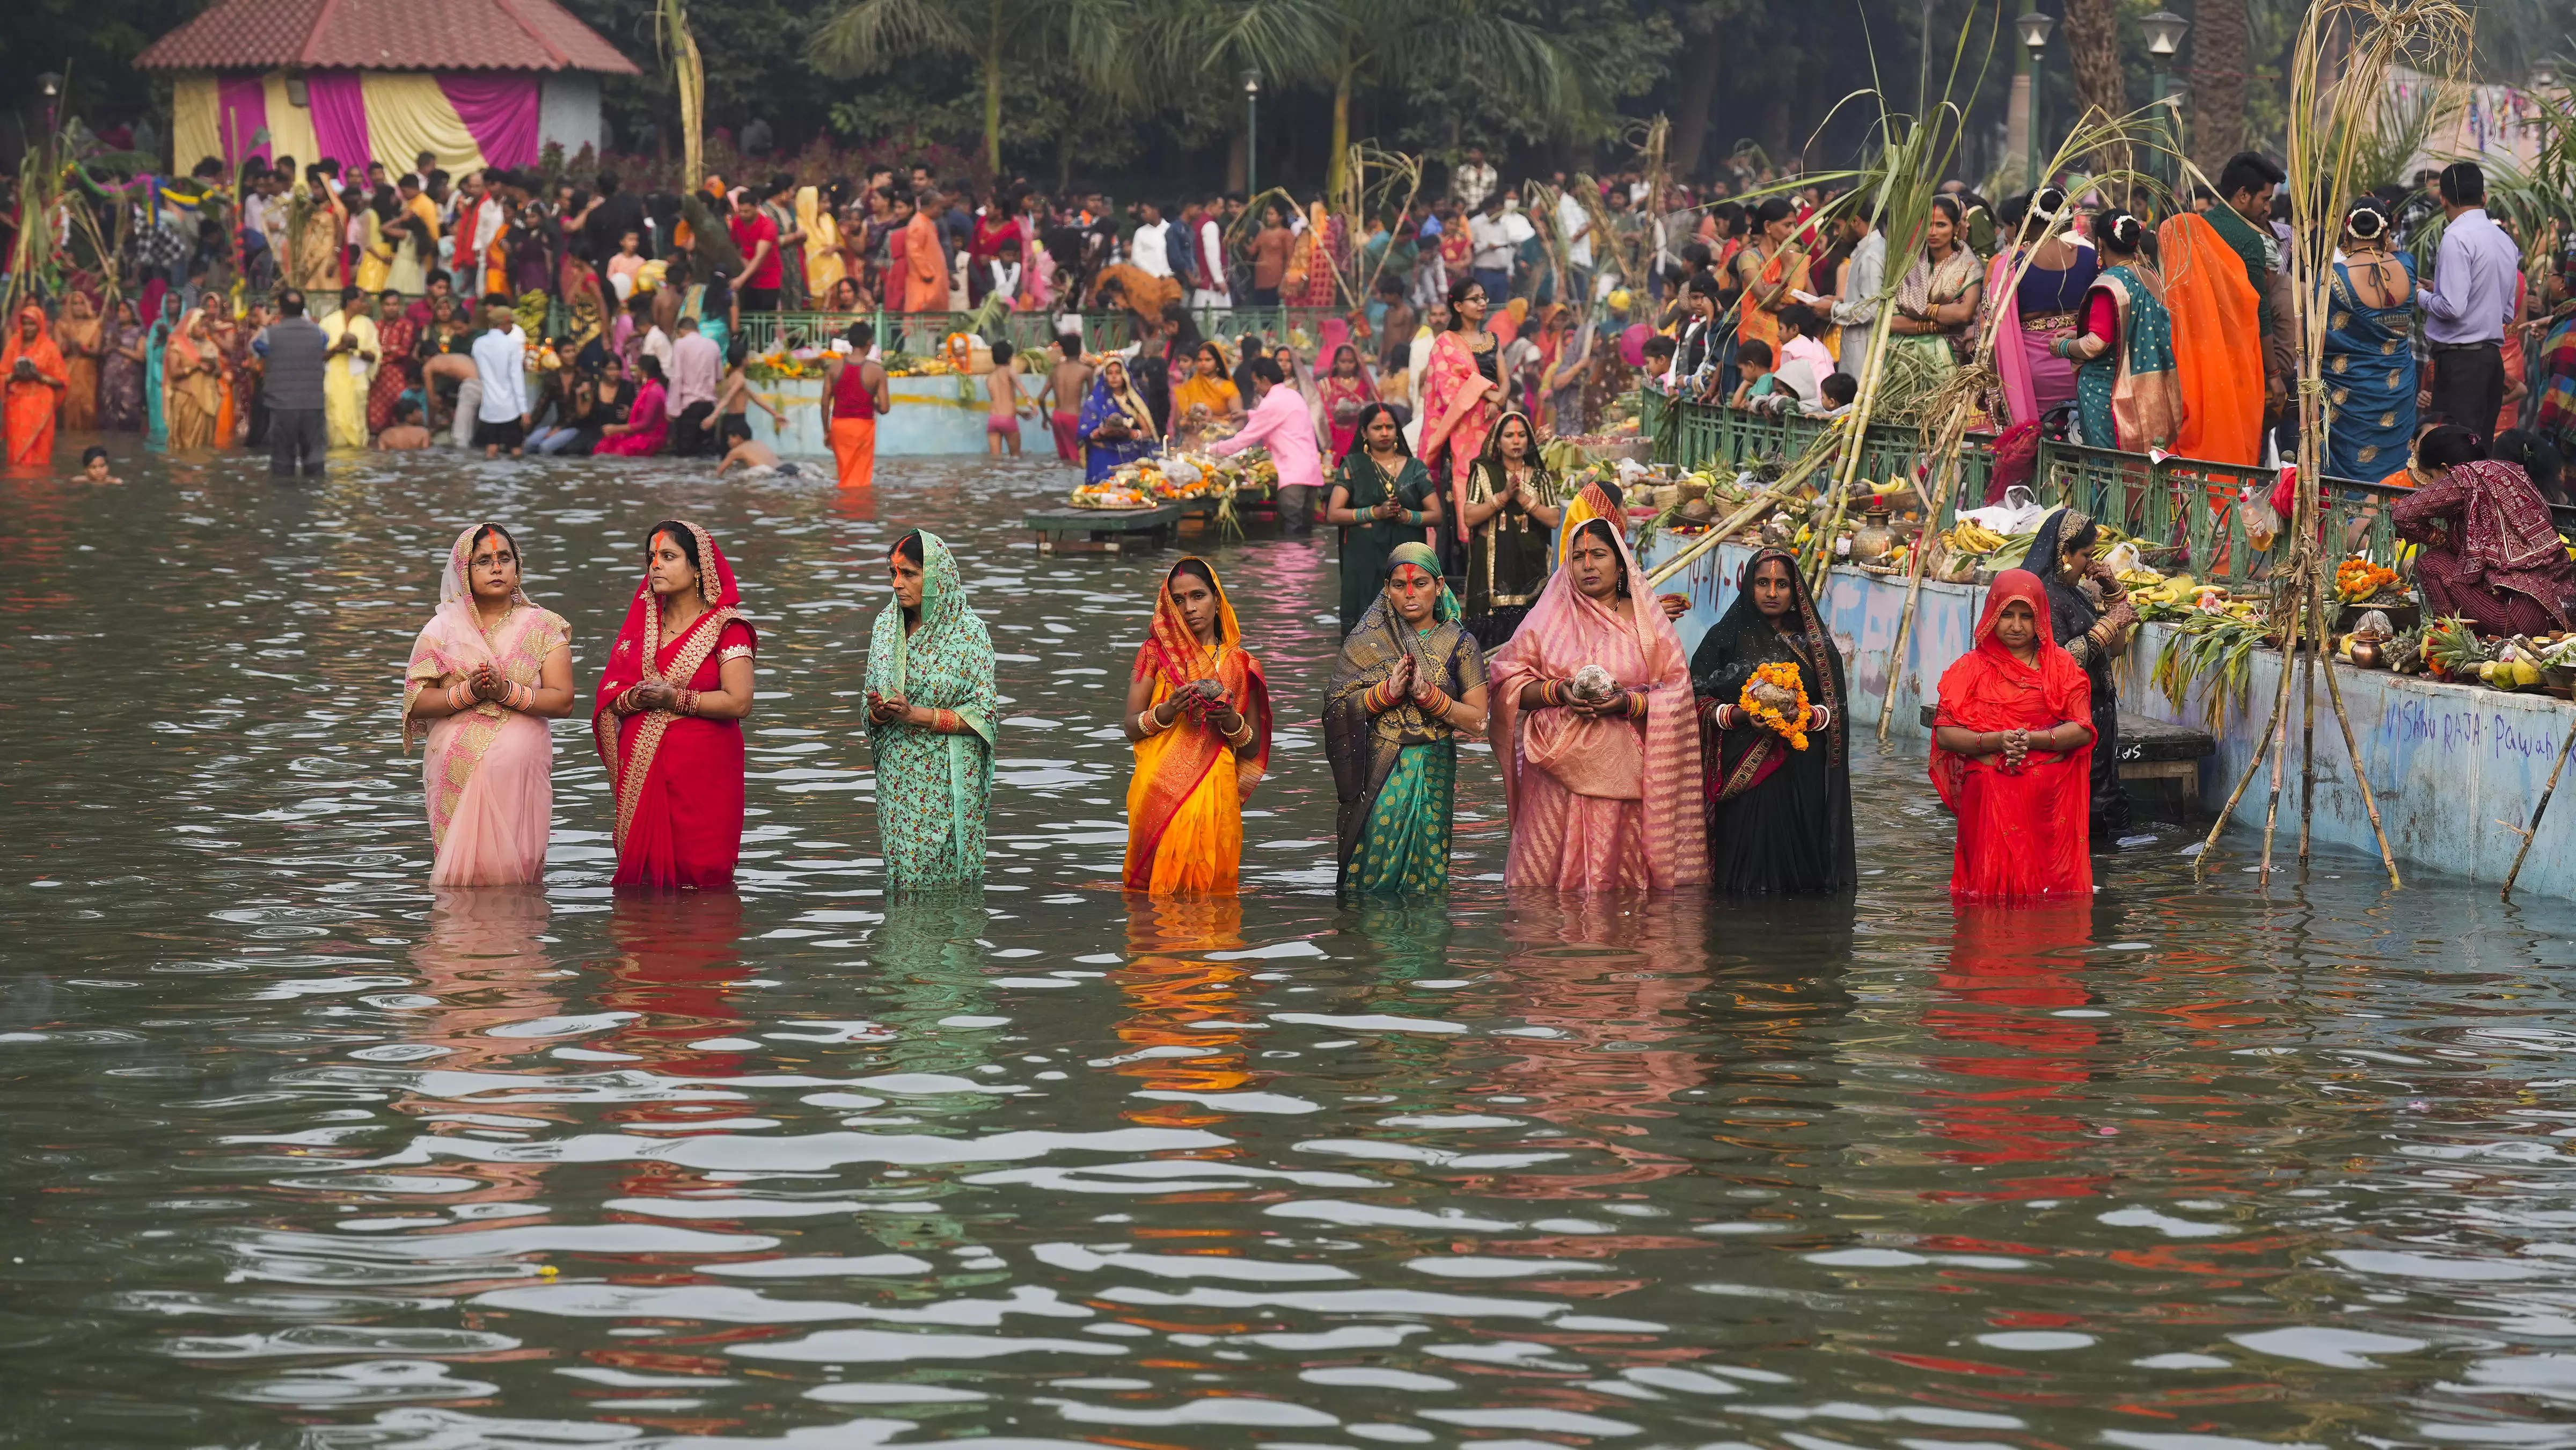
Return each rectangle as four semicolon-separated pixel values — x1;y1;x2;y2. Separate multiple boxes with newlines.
2322;251;2417;480
1078;377;1157;483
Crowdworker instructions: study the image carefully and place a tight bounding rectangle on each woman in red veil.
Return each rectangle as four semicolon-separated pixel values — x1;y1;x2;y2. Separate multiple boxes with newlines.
592;520;758;888
1930;569;2095;901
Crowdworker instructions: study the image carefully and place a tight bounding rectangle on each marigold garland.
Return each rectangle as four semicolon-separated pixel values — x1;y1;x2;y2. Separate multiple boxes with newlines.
1741;660;1811;751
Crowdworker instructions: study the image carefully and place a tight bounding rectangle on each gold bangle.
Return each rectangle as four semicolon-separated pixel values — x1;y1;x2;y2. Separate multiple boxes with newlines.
1136;708;1163;737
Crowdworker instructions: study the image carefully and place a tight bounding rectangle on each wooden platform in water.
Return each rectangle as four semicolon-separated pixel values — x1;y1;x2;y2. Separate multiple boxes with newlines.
1916;706;2214;804
1026;505;1181;555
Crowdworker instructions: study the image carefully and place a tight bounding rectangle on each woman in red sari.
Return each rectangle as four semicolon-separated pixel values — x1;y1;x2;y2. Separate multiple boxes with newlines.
3;304;68;465
1930;570;2096;902
592;520;758;890
369;287;420;436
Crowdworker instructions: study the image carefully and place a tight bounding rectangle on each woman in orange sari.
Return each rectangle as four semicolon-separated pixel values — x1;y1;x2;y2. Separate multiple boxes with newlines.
1122;558;1273;895
593;521;758;891
403;524;575;886
55;292;103;433
1486;490;1709;892
162;310;225;452
2;305;67;465
1930;570;2096;902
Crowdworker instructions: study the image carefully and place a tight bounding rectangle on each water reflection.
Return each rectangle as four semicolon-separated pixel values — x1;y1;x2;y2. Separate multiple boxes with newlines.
9;450;2576;1447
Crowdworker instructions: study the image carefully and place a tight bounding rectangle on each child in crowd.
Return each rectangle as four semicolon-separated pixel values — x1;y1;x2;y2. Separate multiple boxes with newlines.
76;446;121;484
985;339;1031;457
1729;338;1777;409
1641;334;1678;395
1046;334;1091;463
718;338;787;445
1773;304;1835;409
1805;371;1859;419
715;414;809;477
375;398;435;450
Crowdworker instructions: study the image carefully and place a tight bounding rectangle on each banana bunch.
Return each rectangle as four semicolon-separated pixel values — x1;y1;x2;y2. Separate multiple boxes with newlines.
2125;572;2200;608
1948;520;2010;555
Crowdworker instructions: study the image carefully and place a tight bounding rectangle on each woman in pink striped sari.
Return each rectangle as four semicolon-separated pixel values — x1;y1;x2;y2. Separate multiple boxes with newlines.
1486;487;1708;891
402;524;576;885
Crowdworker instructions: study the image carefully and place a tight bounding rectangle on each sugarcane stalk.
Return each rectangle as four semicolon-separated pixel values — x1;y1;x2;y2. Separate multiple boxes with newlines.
2258;578;2294;884
1876;399;1978;742
2502;721;2576;900
2197;609;2301;880
1805;290;1898;596
2299;563;2318;864
2314;623;2401;888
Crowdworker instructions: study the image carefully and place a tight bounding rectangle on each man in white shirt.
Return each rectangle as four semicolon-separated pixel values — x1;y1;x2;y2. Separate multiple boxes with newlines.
1191;203;1231;310
1822;210;1886;378
1130;202;1172;279
1553;179;1593;304
467;292;530;458
1452;146;1497;212
1467;193;1516;302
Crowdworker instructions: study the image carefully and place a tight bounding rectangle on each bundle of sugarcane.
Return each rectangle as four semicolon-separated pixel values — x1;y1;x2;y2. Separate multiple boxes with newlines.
2193;0;2465;891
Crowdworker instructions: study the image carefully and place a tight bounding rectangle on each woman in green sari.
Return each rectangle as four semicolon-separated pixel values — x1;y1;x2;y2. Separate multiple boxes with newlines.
865;530;999;887
1323;542;1490;895
1323;402;1444;636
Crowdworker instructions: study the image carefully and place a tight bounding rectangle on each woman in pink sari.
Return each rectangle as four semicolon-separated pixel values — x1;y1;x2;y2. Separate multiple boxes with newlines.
592;520;758;890
403;524;576;886
1487;489;1709;892
1417;276;1502;569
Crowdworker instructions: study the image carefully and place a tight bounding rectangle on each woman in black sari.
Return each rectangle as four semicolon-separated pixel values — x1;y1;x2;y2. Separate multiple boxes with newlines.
1690;548;1855;893
2023;507;2136;836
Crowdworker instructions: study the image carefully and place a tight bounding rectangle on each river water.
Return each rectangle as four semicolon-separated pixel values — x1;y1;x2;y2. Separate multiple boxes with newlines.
6;449;2576;1449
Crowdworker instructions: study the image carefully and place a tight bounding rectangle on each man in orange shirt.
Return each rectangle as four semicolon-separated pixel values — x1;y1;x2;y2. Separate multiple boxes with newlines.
905;191;950;313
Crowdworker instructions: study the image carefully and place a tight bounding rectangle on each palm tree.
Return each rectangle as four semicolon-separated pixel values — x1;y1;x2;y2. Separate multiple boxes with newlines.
810;0;1129;176
2191;0;2249;174
1163;0;1587;196
2061;0;2126;165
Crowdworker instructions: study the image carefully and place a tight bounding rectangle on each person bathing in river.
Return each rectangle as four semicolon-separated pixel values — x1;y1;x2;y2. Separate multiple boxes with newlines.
1122;558;1272;895
1692;549;1854;894
76;446;122;484
866;530;1000;887
2024;508;2138;837
1931;570;2096;902
402;524;576;886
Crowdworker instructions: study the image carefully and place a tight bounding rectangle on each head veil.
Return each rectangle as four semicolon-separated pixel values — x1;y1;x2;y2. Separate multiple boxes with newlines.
867;529;1000;878
590;520;755;847
402;523;541;751
1691;547;1846;794
1324;542;1482;866
1135;556;1273;799
1928;567;2090;809
3;304;65;382
2022;507;2100;644
1485;508;1709;889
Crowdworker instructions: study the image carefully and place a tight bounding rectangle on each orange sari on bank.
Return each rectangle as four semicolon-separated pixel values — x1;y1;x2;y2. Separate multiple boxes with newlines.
2156;213;2264;466
1123;559;1274;895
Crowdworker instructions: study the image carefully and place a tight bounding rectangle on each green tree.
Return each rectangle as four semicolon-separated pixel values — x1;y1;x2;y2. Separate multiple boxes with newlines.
1162;0;1591;194
809;0;1130;176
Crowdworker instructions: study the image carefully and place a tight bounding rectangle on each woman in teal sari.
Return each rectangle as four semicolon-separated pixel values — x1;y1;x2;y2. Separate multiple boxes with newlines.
1323;402;1444;635
144;293;180;445
865;530;999;887
1323;542;1490;895
2319;200;2417;480
2061;210;2183;453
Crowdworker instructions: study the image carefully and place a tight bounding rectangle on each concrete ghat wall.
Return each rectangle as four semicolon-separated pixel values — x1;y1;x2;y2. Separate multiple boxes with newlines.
746;377;1052;458
1644;536;2576;899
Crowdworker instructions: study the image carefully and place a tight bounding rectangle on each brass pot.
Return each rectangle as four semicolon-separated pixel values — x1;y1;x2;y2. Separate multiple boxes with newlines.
1848;507;1896;566
2350;638;2384;669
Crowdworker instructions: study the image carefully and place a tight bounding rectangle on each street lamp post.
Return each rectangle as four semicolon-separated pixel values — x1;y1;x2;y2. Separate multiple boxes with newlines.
1242;69;1262;206
2016;11;2055;191
2142;10;2190;193
38;70;63;141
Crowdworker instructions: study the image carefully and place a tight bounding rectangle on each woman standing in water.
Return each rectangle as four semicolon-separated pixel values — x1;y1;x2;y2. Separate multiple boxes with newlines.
2022;508;2135;835
402;524;575;885
1457;409;1562;649
1122;558;1272;895
1486;495;1708;892
1324;542;1488;895
1692;549;1854;894
1323;403;1442;636
1931;569;2095;901
594;521;757;890
1417;276;1501;564
866;530;999;888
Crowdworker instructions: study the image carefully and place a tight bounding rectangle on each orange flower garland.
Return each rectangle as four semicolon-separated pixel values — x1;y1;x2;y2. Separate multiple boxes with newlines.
1740;660;1811;751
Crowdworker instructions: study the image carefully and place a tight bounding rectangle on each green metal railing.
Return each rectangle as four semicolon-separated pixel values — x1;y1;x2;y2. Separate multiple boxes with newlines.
1663;402;1992;518
1652;398;2498;589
